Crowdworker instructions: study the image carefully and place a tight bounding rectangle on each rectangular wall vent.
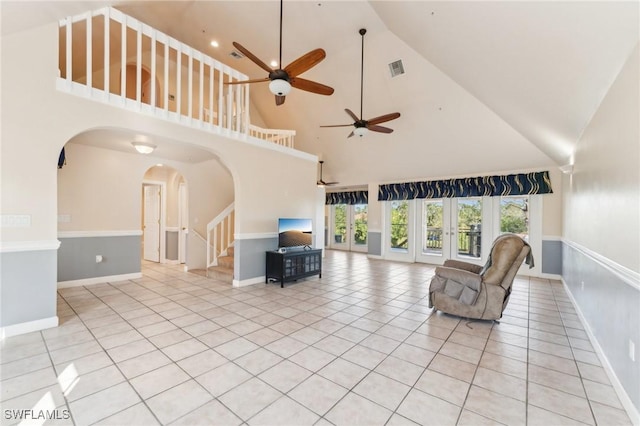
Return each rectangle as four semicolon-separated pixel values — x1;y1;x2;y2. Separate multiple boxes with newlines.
389;60;405;77
229;50;244;59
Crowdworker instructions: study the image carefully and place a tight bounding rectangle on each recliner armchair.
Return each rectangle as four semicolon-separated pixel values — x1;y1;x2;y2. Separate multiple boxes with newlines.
428;233;533;320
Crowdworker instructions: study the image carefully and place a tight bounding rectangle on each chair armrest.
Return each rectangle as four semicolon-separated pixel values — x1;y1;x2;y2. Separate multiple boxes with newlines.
442;260;483;274
434;266;482;291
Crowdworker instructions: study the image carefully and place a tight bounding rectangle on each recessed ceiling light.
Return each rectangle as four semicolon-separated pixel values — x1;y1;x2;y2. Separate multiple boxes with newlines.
210;40;219;48
270;60;278;67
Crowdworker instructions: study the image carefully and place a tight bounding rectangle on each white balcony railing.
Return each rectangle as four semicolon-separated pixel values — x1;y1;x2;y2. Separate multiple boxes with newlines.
56;7;295;147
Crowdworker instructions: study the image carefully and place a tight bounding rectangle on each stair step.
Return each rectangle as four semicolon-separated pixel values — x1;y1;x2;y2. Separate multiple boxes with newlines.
208;265;233;283
217;255;234;269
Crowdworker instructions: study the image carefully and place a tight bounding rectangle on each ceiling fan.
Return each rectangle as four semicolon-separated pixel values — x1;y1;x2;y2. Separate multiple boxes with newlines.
321;28;400;137
225;0;334;106
317;161;339;187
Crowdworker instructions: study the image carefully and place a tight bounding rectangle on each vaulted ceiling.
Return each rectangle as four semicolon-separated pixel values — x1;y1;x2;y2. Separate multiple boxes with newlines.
3;1;638;187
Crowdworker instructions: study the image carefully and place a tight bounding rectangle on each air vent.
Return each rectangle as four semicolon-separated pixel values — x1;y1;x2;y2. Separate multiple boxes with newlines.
229;50;244;59
389;60;405;77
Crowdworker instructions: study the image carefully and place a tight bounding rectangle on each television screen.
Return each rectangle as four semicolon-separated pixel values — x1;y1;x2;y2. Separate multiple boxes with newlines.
278;218;313;248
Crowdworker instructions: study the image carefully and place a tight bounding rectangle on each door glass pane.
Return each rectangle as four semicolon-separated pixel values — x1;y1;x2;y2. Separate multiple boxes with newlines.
333;204;347;244
353;204;368;246
422;200;443;255
390;201;409;252
500;196;529;241
457;198;482;259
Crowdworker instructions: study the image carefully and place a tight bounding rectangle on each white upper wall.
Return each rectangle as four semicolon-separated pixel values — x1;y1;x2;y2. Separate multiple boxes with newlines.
1;21;318;244
563;44;640;272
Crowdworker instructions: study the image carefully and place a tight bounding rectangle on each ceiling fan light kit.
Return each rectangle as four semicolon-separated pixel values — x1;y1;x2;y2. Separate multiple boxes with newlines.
353;126;368;137
320;28;400;138
269;79;291;96
225;0;333;105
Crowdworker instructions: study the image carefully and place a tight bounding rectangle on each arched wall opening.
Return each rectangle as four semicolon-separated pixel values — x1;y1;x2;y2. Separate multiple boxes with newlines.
56;127;235;287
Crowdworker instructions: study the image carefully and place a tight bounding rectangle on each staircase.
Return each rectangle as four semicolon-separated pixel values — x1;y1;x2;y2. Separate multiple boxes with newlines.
205;203;234;283
206;246;234;283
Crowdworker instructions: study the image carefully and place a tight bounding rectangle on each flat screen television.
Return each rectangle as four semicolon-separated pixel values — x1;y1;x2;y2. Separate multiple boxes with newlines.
278;218;313;248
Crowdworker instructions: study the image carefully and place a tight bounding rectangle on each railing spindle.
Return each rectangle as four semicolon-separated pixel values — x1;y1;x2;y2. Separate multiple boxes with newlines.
187;49;193;120
104;9;110;95
151;29;156;108
120;16;126;99
176;45;182;118
65;16;72;85
136;22;142;105
199;58;204;122
86;14;92;91
164;42;169;112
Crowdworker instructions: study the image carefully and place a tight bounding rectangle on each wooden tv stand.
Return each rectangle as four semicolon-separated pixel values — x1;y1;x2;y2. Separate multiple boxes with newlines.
265;249;322;288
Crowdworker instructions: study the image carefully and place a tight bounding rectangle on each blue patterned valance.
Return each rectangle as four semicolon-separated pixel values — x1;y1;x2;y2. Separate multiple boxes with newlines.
378;171;552;201
326;190;368;205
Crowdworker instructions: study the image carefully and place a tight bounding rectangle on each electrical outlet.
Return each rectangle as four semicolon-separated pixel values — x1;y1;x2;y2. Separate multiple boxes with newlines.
630;340;635;362
96;255;103;263
581;281;584;290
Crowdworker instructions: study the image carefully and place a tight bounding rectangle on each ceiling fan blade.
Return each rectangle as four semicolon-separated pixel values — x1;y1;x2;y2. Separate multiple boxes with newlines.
368;125;394;134
320;124;353;128
290;77;334;95
345;109;359;122
225;78;270;85
232;42;273;73
275;95;286;106
367;112;401;126
284;49;326;77
347;131;355;138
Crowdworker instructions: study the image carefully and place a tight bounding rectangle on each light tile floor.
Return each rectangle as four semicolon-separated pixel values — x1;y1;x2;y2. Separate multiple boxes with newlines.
0;251;633;425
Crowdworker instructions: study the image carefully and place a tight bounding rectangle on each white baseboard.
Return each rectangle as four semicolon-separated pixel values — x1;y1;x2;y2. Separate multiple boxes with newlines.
1;316;58;339
539;272;562;280
165;259;180;265
367;254;383;260
233;276;266;288
58;272;143;288
561;278;640;425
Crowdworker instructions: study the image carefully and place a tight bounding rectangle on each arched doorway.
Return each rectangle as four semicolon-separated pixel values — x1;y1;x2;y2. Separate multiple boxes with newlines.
123;64;162;107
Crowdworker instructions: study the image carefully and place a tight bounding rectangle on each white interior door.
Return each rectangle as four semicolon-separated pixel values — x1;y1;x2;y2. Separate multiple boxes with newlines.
178;183;188;264
143;184;161;262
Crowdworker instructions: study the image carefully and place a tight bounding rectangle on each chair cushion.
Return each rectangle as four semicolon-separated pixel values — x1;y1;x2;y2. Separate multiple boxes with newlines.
482;236;526;285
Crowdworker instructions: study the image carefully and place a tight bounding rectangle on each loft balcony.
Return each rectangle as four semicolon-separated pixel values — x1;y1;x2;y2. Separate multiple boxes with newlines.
56;7;296;148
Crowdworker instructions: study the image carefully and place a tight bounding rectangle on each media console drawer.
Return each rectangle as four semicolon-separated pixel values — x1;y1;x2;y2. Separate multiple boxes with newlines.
265;249;322;288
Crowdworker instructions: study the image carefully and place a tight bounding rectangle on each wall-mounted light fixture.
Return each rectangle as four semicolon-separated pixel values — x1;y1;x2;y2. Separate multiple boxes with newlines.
132;141;156;154
559;164;574;174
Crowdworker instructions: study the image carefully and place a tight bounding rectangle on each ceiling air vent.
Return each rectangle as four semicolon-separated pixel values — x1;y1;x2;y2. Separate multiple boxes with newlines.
388;60;405;77
229;50;244;59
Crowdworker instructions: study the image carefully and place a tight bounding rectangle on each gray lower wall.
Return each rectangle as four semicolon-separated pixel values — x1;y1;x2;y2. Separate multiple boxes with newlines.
563;241;640;412
166;231;179;261
1;249;57;327
541;239;562;275
234;237;278;281
58;236;141;282
368;232;382;256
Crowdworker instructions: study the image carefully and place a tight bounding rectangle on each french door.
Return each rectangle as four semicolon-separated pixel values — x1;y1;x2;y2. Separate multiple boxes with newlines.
329;204;368;252
382;195;540;274
416;197;486;266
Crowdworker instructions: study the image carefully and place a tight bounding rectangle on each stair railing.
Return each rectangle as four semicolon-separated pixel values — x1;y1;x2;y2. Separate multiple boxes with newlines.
206;203;235;274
